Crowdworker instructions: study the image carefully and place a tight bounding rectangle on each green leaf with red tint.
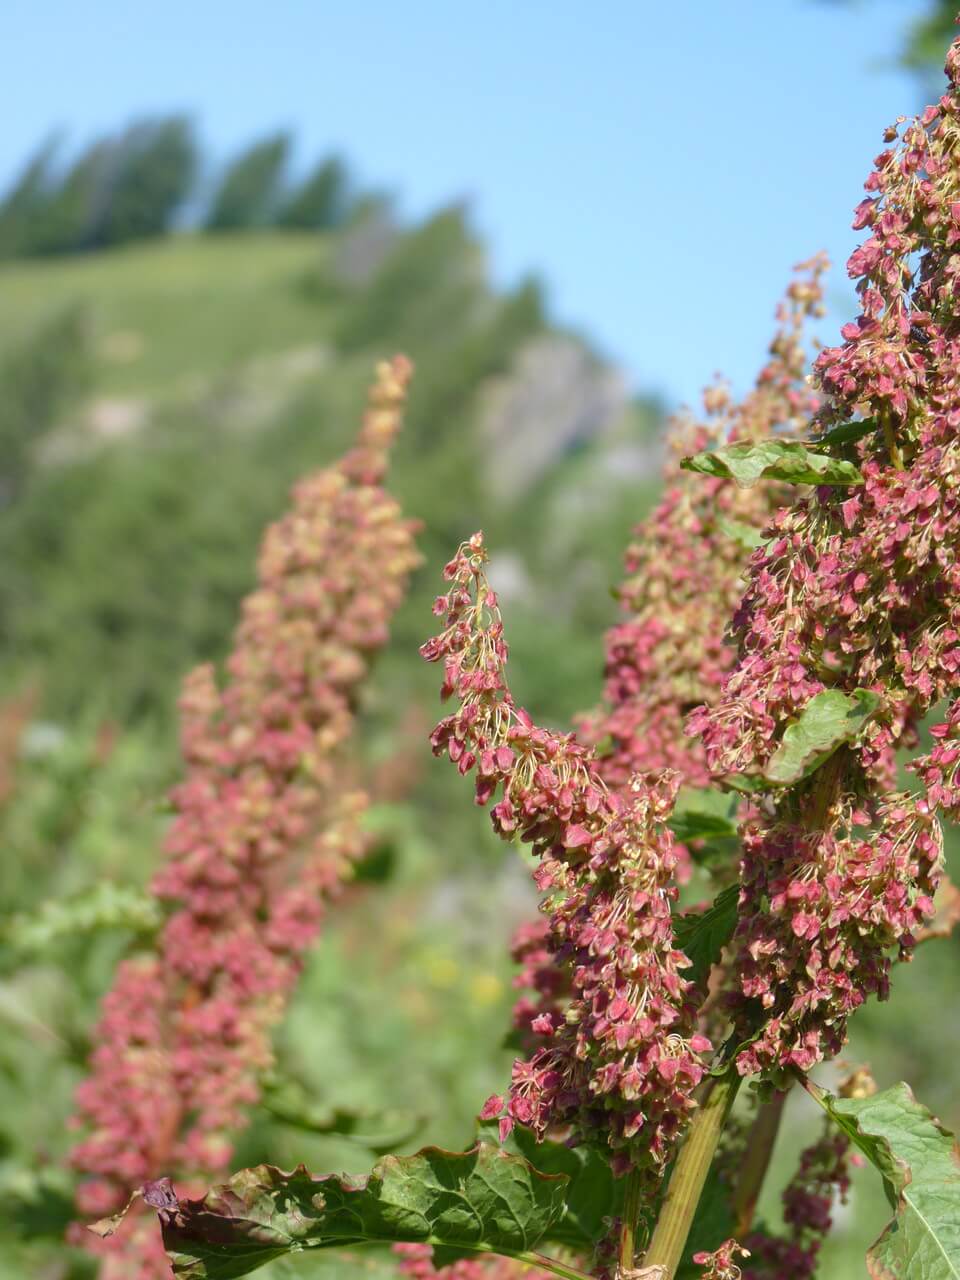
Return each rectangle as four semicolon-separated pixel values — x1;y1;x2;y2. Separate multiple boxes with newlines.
118;1145;569;1279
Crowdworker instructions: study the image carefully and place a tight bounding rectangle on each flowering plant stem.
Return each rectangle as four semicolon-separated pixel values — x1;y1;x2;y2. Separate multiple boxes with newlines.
618;1168;647;1273
731;1087;789;1236
641;1067;741;1279
792;1069;828;1110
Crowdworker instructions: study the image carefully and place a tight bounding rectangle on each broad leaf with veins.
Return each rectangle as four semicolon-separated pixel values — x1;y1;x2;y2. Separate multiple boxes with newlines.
102;1144;571;1279
813;1082;960;1280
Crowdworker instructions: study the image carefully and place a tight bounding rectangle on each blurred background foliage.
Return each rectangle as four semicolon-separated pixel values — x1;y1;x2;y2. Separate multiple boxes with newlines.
897;0;958;74
0;5;957;1280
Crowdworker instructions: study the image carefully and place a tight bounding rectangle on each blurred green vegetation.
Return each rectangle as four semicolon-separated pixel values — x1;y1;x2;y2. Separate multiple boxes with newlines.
0;233;330;394
0;76;958;1280
0;304;90;502
205;133;291;232
898;0;956;76
0;122;366;260
0;199;666;1278
820;0;956;84
0;119;197;258
276;155;351;231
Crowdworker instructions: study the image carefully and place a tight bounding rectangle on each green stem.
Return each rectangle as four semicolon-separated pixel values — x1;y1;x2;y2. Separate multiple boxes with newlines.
618;1169;646;1273
881;412;903;470
640;648;846;1276
641;1068;741;1279
731;1087;789;1237
805;747;847;829
792;1067;828;1111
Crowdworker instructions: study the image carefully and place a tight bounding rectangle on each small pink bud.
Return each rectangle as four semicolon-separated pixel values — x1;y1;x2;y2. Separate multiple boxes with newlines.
479;1095;504;1121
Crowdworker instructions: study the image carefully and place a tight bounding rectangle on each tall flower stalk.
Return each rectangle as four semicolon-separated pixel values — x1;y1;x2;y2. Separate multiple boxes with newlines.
422;536;709;1194
689;43;960;1081
70;357;420;1273
581;257;826;795
509;262;827;1070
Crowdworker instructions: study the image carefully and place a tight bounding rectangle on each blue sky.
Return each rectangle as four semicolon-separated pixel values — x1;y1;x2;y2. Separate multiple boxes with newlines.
1;0;938;405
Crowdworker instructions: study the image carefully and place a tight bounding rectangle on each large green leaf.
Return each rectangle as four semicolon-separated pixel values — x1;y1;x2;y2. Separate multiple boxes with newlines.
681;440;863;488
673;885;739;992
120;1146;569;1279
721;773;768;795
688;838;741;872
669;790;740;871
816;1082;960;1279
763;688;880;786
491;1124;623;1250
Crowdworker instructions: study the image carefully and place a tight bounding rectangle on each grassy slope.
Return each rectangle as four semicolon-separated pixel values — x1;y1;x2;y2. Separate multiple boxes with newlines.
0;232;330;397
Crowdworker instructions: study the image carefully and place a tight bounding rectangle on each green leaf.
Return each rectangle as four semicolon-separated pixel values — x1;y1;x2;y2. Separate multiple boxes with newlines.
816;1082;960;1279
669;790;740;872
763;688;880;786
721;773;768;795
670;788;738;842
681;440;863;488
674;885;739;992
685;836;742;872
490;1124;623;1250
134;1146;569;1279
813;417;877;449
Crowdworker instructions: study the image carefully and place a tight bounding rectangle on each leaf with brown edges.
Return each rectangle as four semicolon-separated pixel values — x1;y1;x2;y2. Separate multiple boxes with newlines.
111;1144;569;1279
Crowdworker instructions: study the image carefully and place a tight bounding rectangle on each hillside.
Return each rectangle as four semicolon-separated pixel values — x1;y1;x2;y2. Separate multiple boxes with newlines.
0;214;662;726
0;233;329;398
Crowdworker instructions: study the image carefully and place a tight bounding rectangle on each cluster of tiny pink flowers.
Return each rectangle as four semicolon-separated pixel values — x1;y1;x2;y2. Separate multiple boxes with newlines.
393;1243;555;1280
910;696;960;819
70;358;420;1267
507;916;570;1055
689;43;960;1078
504;267;830;1069
742;1124;850;1280
693;1238;751;1280
696;45;960;788
582;258;827;797
422;535;709;1187
814;46;960;427
695;44;960;785
730;792;941;1076
688;427;960;784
